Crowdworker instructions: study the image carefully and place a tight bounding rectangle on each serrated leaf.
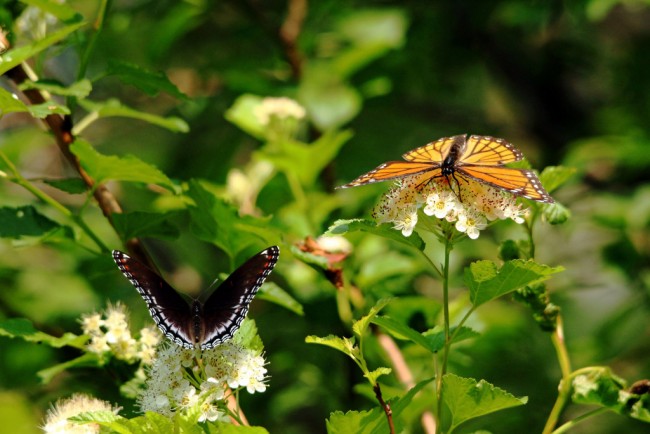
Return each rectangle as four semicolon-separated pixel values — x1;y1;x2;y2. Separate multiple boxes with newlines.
112;211;180;240
422;326;480;353
258;281;304;316
326;218;425;251
326;409;385;434
0;87;29;114
70;139;175;191
466;260;563;308
27;101;70;118
78;99;189;133
306;335;357;359
365;367;392;384
572;368;650;422
185;180;275;259
352;298;392;338
539;165;576;193
107;60;188;100
441;373;527;432
0;205;61;238
43;178;88;194
38;352;103;384
20;0;82;21
231;318;263;352
0;21;86;75
19;79;92;98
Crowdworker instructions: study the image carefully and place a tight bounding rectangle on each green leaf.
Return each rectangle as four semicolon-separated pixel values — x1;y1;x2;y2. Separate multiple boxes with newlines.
19;79;92;98
0;87;29;115
204;422;270;433
326;409;385;434
106;60;188;100
185;180;276;259
70;139;176;191
20;0;82;22
289;244;330;270
422;326;480;353
38;352;103;384
572;368;650;422
371;315;435;352
0;21;86;75
365;367;392;384
466;260;563;308
43;178;88;194
306;335;358;359
0;318;87;348
224;94;266;139
78;99;189;133
112;211;180;240
232;318;263;352
258;281;304;316
261;130;352;187
539;165;576;193
441;373;527;433
27;101;70;118
0;205;61;238
326;219;425;251
352;298;392;338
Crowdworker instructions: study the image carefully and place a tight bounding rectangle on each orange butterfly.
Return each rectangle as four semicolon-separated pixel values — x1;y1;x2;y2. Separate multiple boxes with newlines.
337;134;554;203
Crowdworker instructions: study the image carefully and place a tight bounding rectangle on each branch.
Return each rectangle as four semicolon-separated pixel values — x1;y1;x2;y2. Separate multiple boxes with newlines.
373;382;395;434
279;0;307;79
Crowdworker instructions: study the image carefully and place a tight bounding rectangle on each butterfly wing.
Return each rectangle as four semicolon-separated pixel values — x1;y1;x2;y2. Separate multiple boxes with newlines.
337;161;440;188
459;135;523;165
112;250;195;348
402;135;462;162
457;165;554;203
200;246;280;350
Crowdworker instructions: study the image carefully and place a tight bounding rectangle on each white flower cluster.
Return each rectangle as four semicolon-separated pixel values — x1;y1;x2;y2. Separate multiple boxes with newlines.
81;303;161;364
41;393;120;434
373;174;528;239
253;96;306;126
138;342;268;423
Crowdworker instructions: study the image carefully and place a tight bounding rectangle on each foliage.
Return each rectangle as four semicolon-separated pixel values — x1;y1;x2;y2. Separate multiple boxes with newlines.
1;1;649;433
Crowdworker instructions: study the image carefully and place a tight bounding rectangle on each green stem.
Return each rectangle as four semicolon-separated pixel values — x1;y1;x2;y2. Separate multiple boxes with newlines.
0;151;109;252
77;0;110;82
435;233;453;431
551;408;609;434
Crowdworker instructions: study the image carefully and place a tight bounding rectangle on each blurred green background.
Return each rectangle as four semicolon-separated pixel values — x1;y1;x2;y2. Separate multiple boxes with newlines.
1;1;649;433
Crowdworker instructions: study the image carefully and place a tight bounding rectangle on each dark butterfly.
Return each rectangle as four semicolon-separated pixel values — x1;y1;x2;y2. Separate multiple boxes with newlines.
112;246;280;350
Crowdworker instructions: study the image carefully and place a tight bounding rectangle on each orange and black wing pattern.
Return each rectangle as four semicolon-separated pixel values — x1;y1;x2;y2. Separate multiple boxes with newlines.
401;135;460;163
454;135;553;203
336;160;441;188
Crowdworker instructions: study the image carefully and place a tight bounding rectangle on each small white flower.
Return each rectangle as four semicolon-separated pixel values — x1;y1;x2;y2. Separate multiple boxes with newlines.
423;191;457;219
393;208;418;237
81;313;104;336
455;210;487;239
254;97;306;125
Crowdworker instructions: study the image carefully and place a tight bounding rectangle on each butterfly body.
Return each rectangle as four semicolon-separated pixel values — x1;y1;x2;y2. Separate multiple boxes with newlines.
113;246;280;350
339;134;553;203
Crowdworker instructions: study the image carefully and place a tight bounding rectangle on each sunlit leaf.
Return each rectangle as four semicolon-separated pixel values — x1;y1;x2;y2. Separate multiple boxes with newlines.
440;373;527;432
20;0;81;21
364;367;392;385
539;165;576;193
70;139;176;191
326;219;425;251
0;87;29;115
27;101;70;118
326;409;385;434
224;94;266;139
572;368;650;423
466;260;563;308
0;21;85;75
352;298;392;338
0;318;87;348
306;335;357;359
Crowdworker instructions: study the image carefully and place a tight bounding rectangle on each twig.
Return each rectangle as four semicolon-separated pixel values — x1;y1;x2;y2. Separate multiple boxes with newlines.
376;332;436;434
279;0;307;79
373;382;395;434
